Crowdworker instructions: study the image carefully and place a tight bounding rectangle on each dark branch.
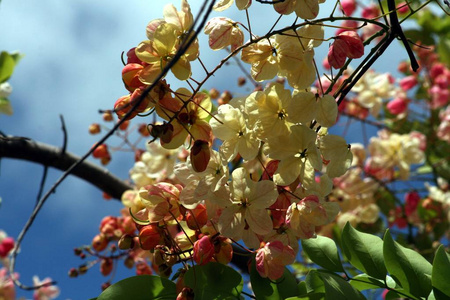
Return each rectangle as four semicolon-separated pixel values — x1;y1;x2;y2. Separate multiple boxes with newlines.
0;135;132;200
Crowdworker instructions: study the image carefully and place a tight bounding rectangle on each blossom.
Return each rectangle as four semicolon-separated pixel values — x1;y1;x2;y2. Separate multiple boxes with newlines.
0;268;16;300
255;241;295;280
137;182;183;223
204;17;244;51
286;195;337;239
213;0;251;11
32;276;60;300
156;88;213;149
130;141;181;187
241;24;324;89
319;134;353;178
273;0;324;20
265;124;322;188
328;31;364;69
210;103;260;161
367;130;425;180
213;168;278;247
353;71;396;116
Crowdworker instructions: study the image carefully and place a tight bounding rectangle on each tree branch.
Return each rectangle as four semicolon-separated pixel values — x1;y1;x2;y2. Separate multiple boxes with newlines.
0;135;132;200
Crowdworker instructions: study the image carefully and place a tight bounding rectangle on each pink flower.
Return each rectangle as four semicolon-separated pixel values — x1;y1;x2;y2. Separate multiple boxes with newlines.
429;85;449;109
396;2;409;14
399;75;417;91
0;237;14;258
386;97;408;115
405;191;420;217
328;31;364;69
410;131;427;151
33;276;60;300
0;268;16;300
341;0;356;16
255;241;295;280
193;235;215;265
362;4;379;19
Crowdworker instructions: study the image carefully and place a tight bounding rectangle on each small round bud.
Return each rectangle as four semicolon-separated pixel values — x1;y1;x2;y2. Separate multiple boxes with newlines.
68;268;79;278
209;88;219;99
124;256;135;269
138;123;150;137
92;234;108;252
89;123;101;134
118;234;135;250
100;258;113;276
237;77;246;86
103;111;114;122
78;264;88;275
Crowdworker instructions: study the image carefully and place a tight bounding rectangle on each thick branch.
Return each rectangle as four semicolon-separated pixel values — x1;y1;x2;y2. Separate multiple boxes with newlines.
0;135;132;200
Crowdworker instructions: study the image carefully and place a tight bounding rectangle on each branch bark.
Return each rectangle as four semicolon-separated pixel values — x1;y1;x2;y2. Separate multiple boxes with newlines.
0;135;132;200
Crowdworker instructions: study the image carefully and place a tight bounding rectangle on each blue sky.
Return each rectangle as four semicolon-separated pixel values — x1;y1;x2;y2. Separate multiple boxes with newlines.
0;0;407;298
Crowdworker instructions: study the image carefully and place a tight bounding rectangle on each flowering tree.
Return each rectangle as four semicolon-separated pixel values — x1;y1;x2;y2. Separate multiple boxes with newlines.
0;0;449;299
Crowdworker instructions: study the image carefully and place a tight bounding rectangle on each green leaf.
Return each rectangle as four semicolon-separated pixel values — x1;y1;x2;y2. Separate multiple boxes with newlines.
317;271;365;300
305;270;325;294
185;262;243;299
97;275;176;300
0;52;16;83
438;35;450;66
341;223;387;280
286;294;325;300
0;98;13;115
383;230;432;298
432;245;450;299
349;274;385;291
301;236;344;273
249;259;298;300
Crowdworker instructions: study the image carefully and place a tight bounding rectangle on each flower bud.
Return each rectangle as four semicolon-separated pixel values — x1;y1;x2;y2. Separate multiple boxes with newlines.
186;204;208;230
193;235;215;265
92;144;110;159
122;63;144;92
138;123;150;137
0;237;15;258
124;256;134;269
88;123;101;134
139;224;161;250
209;88;219;99
190;140;210;173
341;0;356;16
118;234;135;250
92;234;108;252
102;111;114;122
100;258;113;276
386;97;408;115
399;76;418;91
68;268;79;278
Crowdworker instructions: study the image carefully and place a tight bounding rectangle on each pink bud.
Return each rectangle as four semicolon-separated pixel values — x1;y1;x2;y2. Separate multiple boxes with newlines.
362;4;380;19
341;0;356;16
386;97;408;115
122;63;144;92
405;191;420;216
0;237;15;257
399;75;418;91
193;235;215;265
396;2;409;14
126;47;142;65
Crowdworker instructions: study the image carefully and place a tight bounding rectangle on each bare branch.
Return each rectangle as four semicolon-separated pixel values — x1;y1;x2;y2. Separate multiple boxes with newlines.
0;135;132;200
